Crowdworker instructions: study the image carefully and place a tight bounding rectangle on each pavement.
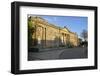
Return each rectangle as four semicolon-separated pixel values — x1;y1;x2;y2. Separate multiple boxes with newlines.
28;47;88;61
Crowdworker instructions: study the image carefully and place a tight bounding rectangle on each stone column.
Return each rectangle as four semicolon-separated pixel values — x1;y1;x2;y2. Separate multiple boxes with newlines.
45;28;46;47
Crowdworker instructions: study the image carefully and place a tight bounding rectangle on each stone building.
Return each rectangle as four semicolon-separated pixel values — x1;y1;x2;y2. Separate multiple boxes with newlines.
28;16;79;49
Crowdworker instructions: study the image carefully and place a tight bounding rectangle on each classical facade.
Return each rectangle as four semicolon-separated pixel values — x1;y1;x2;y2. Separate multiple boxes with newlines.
28;16;79;48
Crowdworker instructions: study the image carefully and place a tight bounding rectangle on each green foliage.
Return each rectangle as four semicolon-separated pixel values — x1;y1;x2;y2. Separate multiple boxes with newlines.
28;19;35;33
28;17;35;47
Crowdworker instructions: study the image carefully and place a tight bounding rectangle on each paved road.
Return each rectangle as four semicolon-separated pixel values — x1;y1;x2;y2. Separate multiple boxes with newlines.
28;47;88;61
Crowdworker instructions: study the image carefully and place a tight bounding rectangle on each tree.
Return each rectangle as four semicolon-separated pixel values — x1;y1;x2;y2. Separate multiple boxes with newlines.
78;38;82;46
80;29;88;41
80;29;88;47
28;16;36;47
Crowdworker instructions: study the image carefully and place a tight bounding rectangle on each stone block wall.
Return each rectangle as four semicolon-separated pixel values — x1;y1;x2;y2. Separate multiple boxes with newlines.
29;16;79;48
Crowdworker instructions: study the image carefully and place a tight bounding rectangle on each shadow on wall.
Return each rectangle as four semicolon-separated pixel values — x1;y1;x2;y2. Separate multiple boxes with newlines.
28;37;75;52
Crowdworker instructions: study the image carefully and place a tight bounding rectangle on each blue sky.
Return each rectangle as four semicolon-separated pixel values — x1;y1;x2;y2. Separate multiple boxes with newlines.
35;15;88;38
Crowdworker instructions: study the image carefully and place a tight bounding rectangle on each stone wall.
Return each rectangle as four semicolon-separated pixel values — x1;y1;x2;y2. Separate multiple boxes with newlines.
29;16;79;48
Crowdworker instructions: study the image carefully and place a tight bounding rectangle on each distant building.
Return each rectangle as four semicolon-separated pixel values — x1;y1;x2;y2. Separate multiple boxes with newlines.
28;16;79;48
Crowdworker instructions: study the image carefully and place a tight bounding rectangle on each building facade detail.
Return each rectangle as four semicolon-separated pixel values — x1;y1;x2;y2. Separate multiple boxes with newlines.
28;16;79;48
